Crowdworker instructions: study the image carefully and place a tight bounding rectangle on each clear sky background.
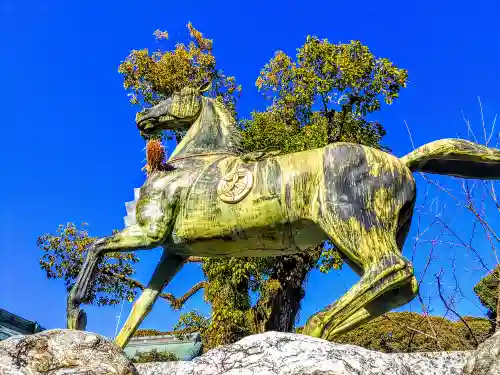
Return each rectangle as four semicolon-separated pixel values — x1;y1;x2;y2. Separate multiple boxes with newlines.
1;0;500;339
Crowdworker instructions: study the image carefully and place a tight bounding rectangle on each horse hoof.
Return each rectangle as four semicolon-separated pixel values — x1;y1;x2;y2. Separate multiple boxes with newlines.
67;305;87;331
301;316;324;338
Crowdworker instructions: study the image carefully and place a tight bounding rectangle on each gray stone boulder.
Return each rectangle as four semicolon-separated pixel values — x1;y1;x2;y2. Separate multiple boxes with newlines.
135;331;470;375
462;330;500;375
0;329;137;375
3;329;500;375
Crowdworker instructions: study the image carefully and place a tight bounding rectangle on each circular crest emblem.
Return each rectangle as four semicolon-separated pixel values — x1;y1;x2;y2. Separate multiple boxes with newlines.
217;168;253;204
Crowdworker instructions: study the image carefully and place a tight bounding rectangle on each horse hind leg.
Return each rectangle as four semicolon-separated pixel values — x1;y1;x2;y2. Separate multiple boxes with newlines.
301;229;418;340
326;275;418;337
328;200;419;337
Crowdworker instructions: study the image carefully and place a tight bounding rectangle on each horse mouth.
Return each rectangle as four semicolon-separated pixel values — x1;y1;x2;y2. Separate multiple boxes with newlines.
141;113;181;131
138;119;159;134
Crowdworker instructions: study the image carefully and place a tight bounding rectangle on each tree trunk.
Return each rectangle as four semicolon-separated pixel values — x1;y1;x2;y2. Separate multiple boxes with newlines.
265;256;308;332
254;249;322;333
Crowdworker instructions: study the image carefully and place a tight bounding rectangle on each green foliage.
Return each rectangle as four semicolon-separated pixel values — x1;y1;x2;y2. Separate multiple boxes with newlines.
453;316;494;345
241;111;328;154
37;222;139;306
172;310;211;341
474;265;500;318
133;311;210;342
200;258;256;348
131;349;178;363
318;246;344;274
173;310;210;333
298;312;492;353
256;38;407;114
118;23;241;142
253;37;407;148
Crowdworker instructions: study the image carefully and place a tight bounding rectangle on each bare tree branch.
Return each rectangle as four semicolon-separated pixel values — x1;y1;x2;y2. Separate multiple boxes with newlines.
100;269;206;308
163;281;207;310
404;108;500;349
435;268;478;348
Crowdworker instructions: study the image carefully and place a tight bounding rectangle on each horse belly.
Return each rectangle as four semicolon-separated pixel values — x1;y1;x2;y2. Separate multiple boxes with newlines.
171;219;325;257
171;206;294;257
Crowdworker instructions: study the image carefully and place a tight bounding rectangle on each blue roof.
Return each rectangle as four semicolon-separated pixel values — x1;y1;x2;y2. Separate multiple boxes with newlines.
0;308;45;340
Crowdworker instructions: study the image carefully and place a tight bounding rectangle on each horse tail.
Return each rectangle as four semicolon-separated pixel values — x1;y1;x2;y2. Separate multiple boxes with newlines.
400;138;500;179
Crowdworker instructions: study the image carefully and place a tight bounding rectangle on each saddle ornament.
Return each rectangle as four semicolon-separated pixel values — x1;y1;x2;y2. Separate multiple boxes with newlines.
217;168;253;204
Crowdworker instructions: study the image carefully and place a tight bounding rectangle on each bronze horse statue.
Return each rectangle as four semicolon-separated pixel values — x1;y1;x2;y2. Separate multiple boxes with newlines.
67;82;500;348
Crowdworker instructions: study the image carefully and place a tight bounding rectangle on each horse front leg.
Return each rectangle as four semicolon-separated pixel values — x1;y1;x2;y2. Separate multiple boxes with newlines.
67;189;175;331
115;249;186;348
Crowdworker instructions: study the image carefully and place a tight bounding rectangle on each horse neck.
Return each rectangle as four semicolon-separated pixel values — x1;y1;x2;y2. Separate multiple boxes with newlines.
168;98;242;161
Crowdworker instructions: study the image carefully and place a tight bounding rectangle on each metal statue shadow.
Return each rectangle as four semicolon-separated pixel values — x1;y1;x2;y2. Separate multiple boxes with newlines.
67;82;500;348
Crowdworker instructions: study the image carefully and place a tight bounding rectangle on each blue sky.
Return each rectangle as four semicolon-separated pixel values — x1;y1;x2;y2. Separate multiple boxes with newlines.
1;0;500;339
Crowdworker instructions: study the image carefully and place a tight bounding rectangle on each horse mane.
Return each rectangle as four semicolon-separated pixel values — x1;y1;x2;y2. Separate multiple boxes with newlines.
210;98;245;155
165;95;246;162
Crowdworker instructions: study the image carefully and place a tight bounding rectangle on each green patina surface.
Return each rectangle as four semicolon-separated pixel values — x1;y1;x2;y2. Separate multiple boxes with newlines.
67;83;500;348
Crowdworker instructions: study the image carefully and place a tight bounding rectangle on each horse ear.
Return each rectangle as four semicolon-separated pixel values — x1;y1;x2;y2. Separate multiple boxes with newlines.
199;81;212;94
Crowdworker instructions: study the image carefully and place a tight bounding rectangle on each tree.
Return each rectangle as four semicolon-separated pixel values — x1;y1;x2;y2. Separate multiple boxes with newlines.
474;265;500;328
172;310;210;334
118;23;240;143
38;24;408;349
37;223;138;306
37;222;205;309
234;38;407;334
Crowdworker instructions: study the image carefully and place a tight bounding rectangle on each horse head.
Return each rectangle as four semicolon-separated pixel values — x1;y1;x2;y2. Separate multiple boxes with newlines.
136;82;211;136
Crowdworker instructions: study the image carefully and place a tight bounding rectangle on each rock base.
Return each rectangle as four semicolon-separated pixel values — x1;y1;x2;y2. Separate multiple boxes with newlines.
2;329;500;374
0;329;137;375
136;332;469;375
